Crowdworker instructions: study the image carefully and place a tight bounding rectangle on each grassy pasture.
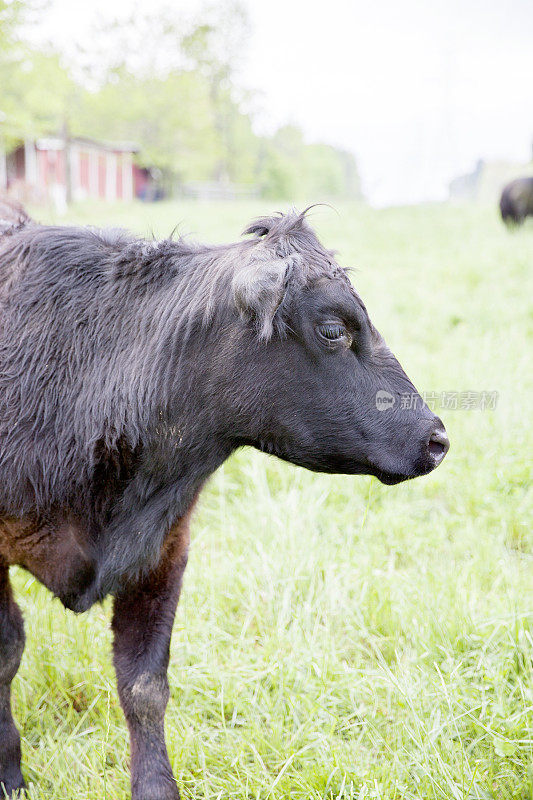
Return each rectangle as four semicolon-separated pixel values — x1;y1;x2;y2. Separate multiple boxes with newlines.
10;200;533;799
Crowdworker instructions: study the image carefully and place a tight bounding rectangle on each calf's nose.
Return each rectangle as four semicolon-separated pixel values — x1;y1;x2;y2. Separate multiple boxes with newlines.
426;425;450;465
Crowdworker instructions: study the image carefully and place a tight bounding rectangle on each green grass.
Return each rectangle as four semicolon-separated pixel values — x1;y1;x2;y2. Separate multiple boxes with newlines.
10;200;533;799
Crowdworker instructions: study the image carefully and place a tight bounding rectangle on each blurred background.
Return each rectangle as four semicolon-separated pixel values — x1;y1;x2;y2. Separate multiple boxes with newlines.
1;0;531;211
2;3;533;799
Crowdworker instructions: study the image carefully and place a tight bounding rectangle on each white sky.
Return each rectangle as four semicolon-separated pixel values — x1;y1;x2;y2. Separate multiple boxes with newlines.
31;0;533;206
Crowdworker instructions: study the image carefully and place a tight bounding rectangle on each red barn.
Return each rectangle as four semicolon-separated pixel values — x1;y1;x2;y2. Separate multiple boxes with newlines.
1;136;138;206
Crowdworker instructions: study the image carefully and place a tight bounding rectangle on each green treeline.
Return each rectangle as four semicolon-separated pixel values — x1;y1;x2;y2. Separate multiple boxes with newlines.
0;1;361;199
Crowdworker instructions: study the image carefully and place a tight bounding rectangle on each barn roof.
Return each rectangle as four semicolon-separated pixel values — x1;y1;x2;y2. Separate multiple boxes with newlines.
35;136;139;153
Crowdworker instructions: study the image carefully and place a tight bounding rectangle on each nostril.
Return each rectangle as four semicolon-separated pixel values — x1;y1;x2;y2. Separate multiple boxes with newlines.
428;438;445;458
427;428;450;462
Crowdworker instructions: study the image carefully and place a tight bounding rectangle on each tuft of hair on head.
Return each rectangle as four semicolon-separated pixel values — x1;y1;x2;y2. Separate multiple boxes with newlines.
242;208;312;242
242;218;273;238
242;204;336;241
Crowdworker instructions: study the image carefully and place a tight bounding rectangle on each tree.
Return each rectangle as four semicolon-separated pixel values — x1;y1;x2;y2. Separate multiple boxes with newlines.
0;0;362;201
259;125;362;200
76;70;221;184
181;2;250;181
0;1;77;148
0;49;77;147
0;0;26;50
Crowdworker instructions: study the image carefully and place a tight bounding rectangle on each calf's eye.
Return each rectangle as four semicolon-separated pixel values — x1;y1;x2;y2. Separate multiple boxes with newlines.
317;323;347;342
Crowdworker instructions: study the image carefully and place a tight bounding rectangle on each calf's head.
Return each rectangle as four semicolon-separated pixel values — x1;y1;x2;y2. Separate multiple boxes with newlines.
210;211;449;484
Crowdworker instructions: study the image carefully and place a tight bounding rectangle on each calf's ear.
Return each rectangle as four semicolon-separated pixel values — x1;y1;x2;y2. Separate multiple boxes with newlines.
232;252;295;340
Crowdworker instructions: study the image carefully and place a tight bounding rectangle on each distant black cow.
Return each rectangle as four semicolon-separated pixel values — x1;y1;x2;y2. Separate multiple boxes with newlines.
0;203;449;799
500;177;533;225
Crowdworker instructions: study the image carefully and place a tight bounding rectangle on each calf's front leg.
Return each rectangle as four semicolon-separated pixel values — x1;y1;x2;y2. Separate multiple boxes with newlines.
112;519;190;800
0;560;26;797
